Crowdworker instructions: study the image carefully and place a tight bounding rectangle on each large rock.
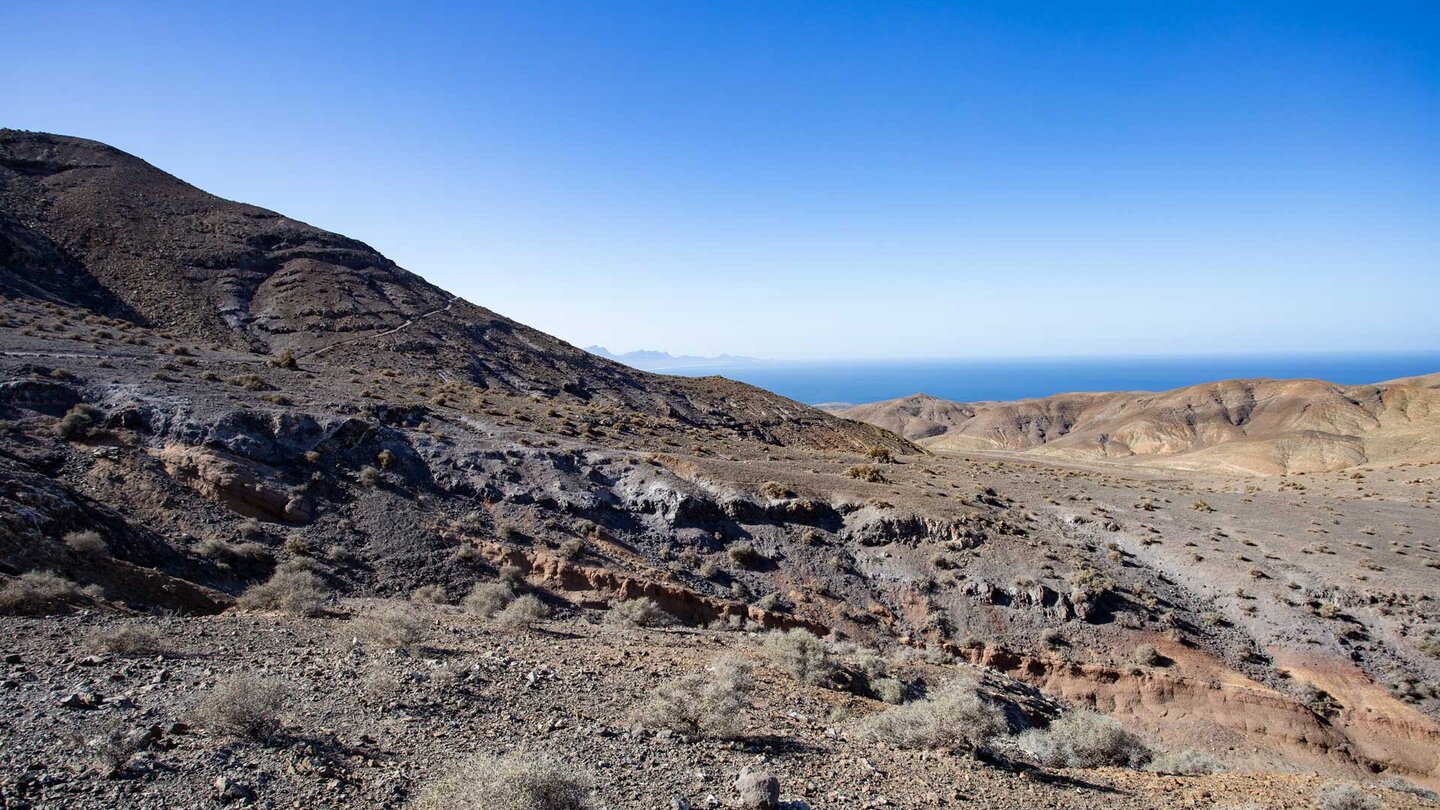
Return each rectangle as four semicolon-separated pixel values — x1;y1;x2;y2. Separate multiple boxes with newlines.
733;766;779;810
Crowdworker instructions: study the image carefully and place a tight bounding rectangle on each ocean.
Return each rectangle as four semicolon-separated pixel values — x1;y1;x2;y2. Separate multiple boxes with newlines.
659;352;1440;406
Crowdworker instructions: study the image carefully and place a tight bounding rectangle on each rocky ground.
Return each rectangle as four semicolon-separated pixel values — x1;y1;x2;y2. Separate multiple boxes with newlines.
3;607;1436;810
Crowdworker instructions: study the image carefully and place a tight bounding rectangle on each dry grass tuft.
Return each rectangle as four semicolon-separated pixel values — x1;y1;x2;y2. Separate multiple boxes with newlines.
414;751;594;810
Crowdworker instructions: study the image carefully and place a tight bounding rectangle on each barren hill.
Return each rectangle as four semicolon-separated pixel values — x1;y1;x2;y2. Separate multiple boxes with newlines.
842;374;1440;475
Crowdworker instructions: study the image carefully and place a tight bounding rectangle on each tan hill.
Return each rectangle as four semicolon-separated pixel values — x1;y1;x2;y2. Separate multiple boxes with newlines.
841;374;1440;475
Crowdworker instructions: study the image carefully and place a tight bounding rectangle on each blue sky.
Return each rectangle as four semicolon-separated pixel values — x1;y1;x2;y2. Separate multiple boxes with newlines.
4;1;1438;360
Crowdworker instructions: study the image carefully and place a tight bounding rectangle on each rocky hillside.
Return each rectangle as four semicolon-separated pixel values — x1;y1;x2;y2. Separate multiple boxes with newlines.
841;375;1440;475
2;132;1439;807
0;130;909;453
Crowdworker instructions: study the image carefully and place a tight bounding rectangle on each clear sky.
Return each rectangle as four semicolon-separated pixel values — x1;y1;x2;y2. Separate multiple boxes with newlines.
4;1;1438;360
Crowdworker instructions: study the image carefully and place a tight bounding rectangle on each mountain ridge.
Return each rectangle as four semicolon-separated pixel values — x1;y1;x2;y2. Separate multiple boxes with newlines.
839;374;1440;474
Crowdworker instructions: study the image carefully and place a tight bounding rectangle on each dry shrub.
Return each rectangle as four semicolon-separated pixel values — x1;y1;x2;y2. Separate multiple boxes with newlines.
411;584;450;605
762;628;833;685
1148;749;1225;775
1132;643;1162;666
351;603;430;651
856;679;1005;751
55;404;99;439
727;542;761;567
1018;710;1151;768
844;465;887;483
236;569;332;617
632;656;752;739
190;675;286;741
758;481;795;500
605;597;676;628
64;530;110;559
414;750;594;810
1314;784;1383;810
496;594;550;629
0;571;82;614
85;625;165;657
463;581;516;617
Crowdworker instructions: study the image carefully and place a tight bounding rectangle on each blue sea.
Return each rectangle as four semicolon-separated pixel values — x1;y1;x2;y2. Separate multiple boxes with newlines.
660;353;1440;405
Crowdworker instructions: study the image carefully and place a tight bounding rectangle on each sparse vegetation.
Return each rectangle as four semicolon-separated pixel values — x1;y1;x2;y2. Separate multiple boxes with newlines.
190;675;286;741
414;751;595;810
727;542;762;567
844;465;887;483
632;656;753;738
762;628;833;685
1017;710;1152;768
55;403;100;439
605;596;676;628
857;679;1005;751
236;569;332;616
64;530;110;559
463;581;517;617
1313;784;1382;810
411;584;450;604
0;571;83;614
350;603;430;651
84;625;164;657
495;594;550;629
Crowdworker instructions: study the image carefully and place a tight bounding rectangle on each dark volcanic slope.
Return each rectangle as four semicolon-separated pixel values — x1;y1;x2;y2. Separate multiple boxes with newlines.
0;130;906;452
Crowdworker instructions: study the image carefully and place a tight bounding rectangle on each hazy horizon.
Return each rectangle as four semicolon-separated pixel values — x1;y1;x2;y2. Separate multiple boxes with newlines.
5;1;1438;360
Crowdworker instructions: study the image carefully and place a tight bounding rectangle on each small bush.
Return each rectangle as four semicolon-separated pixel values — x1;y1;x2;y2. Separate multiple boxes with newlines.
190;675;286;741
84;625;164;657
1018;710;1151;768
605;597;676;628
414;750;594;810
1314;784;1382;810
857;679;1005;751
64;530;110;559
496;594;550;629
1132;644;1162;666
270;348;297;369
55;404;100;439
357;465;382;485
1148;749;1225;775
758;481;795;500
463;581;516;617
236;569;332;617
557;538;586;560
762;628;833;685
351;604;430;651
411;584;450;605
871;677;905;705
727;542;762;567
865;446;895;464
844;465;887;483
632;656;753;738
0;571;82;614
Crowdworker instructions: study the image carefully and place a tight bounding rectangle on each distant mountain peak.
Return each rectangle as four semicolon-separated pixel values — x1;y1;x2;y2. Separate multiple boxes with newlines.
585;345;762;370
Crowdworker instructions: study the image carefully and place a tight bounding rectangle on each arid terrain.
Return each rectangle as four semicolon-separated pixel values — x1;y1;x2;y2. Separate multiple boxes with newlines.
2;131;1438;809
837;377;1440;476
